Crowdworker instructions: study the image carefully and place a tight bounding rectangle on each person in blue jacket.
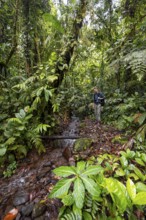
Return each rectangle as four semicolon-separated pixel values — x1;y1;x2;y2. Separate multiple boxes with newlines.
93;87;104;122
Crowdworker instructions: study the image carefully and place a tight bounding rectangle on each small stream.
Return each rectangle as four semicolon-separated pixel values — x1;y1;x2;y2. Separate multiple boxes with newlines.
61;116;79;147
0;117;80;220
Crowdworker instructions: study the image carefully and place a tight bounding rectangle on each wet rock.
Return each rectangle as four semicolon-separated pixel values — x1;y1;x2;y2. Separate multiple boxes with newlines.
33;198;40;203
32;203;46;218
42;161;52;167
36;167;51;180
21;203;33;216
15;212;21;220
62;147;72;161
22;217;32;220
74;138;92;152
39;189;47;195
35;216;45;220
13;191;29;206
69;157;75;166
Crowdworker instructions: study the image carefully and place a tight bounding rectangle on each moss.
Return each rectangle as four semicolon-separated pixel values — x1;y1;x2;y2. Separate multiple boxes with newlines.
73;138;92;152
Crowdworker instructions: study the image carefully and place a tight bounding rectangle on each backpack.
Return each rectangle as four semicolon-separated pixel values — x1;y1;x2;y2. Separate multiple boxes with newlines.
99;93;105;106
100;97;105;106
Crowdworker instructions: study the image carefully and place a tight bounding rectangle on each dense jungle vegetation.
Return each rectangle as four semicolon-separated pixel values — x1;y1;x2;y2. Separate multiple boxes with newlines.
1;0;146;219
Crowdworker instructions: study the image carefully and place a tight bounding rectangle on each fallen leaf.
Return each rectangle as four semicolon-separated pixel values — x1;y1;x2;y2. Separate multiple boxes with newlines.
3;208;18;220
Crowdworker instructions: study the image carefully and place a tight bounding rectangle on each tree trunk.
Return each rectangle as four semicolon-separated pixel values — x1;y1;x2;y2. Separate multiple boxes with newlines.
5;0;19;66
54;0;87;89
22;0;31;76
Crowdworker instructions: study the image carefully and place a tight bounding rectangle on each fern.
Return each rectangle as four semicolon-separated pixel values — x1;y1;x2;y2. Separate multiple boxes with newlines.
8;118;22;124
84;193;100;219
35;123;50;133
124;49;146;79
31;97;41;109
60;212;81;220
31;136;46;154
9;145;27;157
5;137;16;146
13;82;27;91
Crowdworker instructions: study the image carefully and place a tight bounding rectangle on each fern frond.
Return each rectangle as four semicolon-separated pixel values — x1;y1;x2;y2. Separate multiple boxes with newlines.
32;136;46;154
35;123;50;133
31;97;41;109
5;137;16;146
61;212;80;220
8;118;22;124
9;145;27;156
13;82;27;91
46;75;58;83
84;193;100;219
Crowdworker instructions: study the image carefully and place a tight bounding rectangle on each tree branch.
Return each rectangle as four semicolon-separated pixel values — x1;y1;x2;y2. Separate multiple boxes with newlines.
54;0;87;88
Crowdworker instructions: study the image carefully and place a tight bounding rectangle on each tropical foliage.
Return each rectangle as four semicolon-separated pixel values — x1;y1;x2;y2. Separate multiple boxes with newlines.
49;154;146;219
0;0;146;217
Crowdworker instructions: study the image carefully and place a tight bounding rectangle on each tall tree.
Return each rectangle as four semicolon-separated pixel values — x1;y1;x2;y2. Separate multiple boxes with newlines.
54;0;87;88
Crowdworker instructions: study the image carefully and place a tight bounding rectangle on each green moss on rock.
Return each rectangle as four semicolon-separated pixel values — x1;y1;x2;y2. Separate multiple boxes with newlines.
73;138;92;152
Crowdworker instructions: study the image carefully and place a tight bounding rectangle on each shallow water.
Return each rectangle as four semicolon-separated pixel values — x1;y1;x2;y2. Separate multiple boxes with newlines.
0;117;80;219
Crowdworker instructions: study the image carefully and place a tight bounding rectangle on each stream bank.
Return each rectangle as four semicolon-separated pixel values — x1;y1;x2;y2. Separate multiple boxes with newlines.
0;118;125;219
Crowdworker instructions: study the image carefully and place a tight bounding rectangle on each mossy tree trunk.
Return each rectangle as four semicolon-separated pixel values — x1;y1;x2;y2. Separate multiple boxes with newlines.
54;0;87;89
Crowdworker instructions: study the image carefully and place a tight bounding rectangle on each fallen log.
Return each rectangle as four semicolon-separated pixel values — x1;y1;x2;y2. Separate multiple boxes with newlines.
41;135;81;140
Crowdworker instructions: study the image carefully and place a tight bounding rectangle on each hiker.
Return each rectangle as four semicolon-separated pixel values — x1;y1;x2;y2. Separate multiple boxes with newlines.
93;87;104;122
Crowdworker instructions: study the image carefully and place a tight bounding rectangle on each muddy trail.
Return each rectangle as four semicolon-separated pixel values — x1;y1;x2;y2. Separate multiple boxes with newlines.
0;118;127;220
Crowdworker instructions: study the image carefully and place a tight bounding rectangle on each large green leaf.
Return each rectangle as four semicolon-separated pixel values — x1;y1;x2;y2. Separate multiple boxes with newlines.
141;153;146;162
126;149;135;159
120;156;128;168
115;168;125;176
81;176;100;199
53;166;76;177
62;194;74;206
36;87;44;97
0;146;7;156
19;109;26;118
126;178;136;200
46;75;58;83
138;113;146;125
73;177;85;209
133;192;146;205
105;178;128;212
136;182;146;192
49;178;74;198
15;109;26;119
76;161;86;173
133;166;145;181
135;158;145;166
44;89;51;102
82;165;104;176
83;211;92;220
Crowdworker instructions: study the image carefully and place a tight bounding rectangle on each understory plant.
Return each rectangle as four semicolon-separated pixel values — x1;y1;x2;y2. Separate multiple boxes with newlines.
49;150;146;220
0;65;60;164
104;91;146;131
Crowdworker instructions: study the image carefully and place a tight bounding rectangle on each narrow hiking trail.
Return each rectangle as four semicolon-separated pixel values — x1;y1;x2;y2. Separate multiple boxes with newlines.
0;118;127;220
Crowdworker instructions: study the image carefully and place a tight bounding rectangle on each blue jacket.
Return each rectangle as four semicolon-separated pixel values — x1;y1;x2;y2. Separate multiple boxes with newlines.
94;92;104;105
